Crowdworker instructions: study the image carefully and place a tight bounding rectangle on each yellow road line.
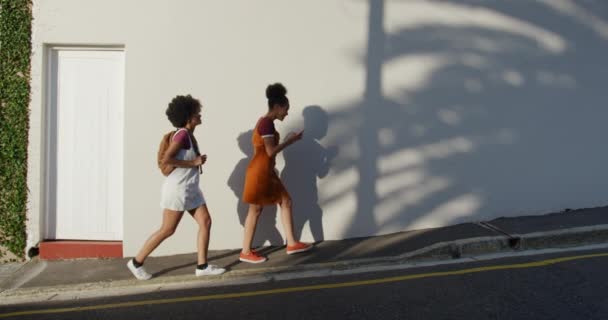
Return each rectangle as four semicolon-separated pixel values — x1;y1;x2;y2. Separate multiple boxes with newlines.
1;252;607;318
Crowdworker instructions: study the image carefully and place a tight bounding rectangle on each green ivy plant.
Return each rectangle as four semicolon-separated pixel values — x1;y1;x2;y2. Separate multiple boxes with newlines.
0;0;32;260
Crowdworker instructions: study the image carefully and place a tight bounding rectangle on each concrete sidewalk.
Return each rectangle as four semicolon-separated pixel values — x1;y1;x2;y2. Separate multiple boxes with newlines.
1;206;608;304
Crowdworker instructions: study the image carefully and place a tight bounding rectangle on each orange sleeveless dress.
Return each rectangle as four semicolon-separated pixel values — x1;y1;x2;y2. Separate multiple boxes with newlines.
242;118;289;205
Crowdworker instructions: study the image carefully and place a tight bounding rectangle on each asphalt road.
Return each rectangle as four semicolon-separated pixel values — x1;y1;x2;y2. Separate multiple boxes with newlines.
2;248;608;320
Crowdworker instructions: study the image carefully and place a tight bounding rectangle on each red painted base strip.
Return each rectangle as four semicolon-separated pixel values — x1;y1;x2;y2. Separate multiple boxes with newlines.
39;241;123;260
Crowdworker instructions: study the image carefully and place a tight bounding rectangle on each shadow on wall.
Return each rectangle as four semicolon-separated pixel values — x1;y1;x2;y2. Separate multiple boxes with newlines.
227;129;283;246
281;106;338;242
286;0;608;241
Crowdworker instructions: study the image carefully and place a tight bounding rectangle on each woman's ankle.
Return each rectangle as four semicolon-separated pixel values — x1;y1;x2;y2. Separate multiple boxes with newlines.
132;257;144;268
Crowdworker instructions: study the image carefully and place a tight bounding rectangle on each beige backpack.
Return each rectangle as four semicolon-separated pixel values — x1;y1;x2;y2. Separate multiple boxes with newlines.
157;130;176;176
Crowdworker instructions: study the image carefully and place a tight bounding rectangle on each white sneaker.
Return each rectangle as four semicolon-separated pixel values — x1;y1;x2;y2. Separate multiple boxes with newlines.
195;264;226;276
127;259;152;280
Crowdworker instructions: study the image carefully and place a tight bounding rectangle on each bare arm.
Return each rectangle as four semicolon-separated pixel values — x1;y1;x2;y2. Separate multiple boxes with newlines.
263;130;303;158
161;138;205;168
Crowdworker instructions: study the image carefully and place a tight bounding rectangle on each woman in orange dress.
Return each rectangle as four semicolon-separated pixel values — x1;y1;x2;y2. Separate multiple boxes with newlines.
239;83;312;263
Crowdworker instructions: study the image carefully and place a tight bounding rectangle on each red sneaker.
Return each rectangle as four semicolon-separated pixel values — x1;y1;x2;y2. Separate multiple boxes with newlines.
239;250;267;263
286;242;313;255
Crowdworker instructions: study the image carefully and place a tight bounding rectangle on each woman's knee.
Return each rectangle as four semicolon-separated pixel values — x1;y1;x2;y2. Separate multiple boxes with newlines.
159;227;176;238
200;214;212;229
248;205;263;217
280;197;292;209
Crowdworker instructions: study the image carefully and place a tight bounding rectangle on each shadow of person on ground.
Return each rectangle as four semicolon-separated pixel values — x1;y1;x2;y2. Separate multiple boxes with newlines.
227;130;283;247
282;106;337;241
152;249;241;277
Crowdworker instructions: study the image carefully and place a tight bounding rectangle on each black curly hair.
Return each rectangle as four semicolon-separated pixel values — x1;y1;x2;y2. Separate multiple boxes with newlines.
266;83;289;110
165;95;202;128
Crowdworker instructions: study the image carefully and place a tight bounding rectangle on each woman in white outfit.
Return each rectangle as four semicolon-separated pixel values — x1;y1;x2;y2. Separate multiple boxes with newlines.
127;95;225;280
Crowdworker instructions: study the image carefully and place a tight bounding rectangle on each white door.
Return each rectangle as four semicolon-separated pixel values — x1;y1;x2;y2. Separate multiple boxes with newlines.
47;49;124;240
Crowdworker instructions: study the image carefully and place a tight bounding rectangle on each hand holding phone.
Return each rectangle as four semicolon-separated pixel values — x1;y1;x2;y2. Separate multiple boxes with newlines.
286;130;304;144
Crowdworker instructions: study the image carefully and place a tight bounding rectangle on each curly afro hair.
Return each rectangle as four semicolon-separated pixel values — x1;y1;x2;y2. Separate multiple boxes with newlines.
165;95;202;128
266;83;289;109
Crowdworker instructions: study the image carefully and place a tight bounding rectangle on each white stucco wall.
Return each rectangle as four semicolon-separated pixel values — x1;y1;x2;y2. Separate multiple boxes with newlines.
27;0;608;257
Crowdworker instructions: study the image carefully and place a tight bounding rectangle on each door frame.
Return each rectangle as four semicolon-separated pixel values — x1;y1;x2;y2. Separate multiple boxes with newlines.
43;45;126;240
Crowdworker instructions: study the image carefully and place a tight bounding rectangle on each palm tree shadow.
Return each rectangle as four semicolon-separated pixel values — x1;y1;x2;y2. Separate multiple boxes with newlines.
282;106;337;241
227;130;283;247
324;0;608;238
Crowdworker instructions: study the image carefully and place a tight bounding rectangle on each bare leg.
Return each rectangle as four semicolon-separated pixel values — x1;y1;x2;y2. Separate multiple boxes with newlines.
188;205;212;265
279;196;297;246
135;209;184;263
242;204;263;253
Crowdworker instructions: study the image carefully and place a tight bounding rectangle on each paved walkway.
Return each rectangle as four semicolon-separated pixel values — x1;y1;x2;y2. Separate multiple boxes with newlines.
1;206;607;305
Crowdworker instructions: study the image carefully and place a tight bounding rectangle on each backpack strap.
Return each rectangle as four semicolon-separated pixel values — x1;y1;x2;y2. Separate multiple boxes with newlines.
174;128;202;174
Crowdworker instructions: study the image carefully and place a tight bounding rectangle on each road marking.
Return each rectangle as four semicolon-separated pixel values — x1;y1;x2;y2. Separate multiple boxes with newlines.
1;252;607;318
